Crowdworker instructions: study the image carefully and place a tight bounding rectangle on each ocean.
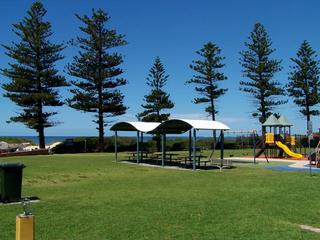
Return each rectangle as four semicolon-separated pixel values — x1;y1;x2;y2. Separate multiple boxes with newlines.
1;136;152;145
1;136;77;145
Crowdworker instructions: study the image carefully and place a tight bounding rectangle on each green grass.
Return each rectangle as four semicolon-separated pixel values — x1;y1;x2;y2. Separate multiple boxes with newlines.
1;153;320;239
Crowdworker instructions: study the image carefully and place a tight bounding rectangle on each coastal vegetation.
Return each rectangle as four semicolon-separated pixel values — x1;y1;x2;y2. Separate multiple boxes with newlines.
0;137;34;144
52;135;314;154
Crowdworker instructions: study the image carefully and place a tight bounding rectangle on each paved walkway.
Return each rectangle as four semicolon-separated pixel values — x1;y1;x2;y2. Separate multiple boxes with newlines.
227;157;320;172
226;156;302;163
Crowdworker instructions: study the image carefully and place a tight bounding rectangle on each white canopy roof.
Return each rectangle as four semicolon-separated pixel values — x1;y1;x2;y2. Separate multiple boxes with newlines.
180;119;230;130
150;119;230;134
110;119;230;134
110;121;161;133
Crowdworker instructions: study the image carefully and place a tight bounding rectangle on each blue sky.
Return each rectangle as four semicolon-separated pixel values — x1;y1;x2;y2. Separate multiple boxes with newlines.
1;0;320;136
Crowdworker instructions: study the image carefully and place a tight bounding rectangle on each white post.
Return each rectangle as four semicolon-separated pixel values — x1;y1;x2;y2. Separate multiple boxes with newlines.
193;129;196;170
115;131;118;162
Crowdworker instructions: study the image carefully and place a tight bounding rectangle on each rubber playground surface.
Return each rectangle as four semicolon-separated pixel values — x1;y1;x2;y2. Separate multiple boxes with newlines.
266;165;320;172
230;157;320;172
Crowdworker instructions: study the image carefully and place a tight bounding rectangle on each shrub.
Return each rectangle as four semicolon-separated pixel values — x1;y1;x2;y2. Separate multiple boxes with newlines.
53;135;259;154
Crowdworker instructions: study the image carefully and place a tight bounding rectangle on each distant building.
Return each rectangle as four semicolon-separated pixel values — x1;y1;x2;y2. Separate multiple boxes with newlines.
0;141;9;150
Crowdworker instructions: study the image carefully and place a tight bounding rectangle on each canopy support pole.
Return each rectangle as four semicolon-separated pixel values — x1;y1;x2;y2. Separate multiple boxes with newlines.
253;131;256;164
136;131;140;163
189;130;192;161
115;131;118;162
220;130;224;167
162;134;166;167
193;128;197;170
141;132;144;162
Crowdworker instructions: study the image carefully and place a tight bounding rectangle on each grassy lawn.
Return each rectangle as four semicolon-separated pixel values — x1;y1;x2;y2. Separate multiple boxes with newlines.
1;153;320;239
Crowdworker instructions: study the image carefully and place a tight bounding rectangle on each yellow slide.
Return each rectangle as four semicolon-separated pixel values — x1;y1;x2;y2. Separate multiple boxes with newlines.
275;141;303;158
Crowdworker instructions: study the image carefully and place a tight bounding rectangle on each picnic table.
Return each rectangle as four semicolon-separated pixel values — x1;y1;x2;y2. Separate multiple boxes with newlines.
197;155;209;166
153;153;179;163
179;155;208;167
127;152;151;161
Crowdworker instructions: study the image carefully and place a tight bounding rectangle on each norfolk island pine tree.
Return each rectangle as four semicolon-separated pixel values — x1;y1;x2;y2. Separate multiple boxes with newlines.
287;40;320;132
186;42;228;147
67;9;127;152
137;57;174;151
1;1;68;148
239;22;286;134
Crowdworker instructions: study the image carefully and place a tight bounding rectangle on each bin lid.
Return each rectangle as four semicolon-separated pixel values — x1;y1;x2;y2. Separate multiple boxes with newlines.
0;162;25;168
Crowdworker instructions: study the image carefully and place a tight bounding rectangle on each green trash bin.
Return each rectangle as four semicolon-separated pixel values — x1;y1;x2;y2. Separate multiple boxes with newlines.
0;163;25;203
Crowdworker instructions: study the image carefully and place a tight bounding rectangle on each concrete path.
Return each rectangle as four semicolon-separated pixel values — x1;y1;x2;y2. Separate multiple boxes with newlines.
227;157;315;170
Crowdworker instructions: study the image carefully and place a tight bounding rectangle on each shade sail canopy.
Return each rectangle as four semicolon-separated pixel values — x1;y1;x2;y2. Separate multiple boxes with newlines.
148;119;192;134
181;119;230;130
111;119;230;134
110;121;161;133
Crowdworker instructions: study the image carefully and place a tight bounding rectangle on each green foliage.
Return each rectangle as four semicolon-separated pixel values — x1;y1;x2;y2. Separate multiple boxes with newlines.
137;57;174;122
297;135;319;148
137;57;174;151
53;137;137;153
186;42;228;119
1;154;320;239
287;40;320;126
0;137;34;144
67;9;127;151
1;1;68;148
53;136;252;153
240;23;286;125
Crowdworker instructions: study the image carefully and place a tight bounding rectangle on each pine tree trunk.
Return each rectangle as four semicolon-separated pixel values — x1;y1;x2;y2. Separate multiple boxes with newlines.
212;116;216;150
98;108;104;152
261;112;266;136
306;104;310;133
97;80;104;152
38;103;45;149
260;94;266;136
305;92;310;133
210;97;216;150
156;110;161;152
38;127;45;149
261;119;266;136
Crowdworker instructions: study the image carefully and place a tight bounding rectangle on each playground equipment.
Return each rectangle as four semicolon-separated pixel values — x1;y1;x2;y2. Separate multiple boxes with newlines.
255;115;303;159
225;130;259;163
308;133;320;167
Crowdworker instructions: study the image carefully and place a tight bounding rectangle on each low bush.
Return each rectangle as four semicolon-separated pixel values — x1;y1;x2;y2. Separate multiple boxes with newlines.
53;136;258;153
0;137;34;144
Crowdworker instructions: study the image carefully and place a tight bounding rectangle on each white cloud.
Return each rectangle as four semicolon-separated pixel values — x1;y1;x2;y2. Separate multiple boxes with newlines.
169;113;247;124
169;113;209;120
219;116;246;124
111;113;137;123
